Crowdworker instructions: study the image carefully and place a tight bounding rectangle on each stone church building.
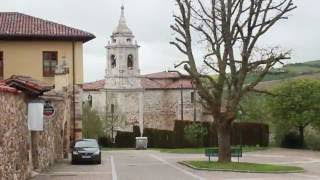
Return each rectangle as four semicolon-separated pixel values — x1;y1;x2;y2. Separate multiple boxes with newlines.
82;6;211;131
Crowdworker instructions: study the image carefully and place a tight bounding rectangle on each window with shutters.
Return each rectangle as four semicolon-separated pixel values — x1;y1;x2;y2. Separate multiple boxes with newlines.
43;51;58;77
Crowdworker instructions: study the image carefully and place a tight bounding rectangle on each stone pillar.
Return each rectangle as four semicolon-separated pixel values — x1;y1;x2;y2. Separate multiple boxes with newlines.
55;61;72;156
73;85;83;141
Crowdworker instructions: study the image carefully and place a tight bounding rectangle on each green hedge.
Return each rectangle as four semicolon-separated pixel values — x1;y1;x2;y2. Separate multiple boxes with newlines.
114;131;135;148
113;121;269;148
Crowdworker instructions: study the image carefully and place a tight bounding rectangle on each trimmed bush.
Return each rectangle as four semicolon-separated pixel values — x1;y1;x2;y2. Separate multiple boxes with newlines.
184;123;208;146
113;121;269;148
98;136;112;147
115;131;135;148
281;132;303;149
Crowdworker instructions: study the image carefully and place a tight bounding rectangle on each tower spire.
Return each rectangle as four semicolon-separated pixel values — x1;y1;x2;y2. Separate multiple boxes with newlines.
121;5;125;17
112;5;133;35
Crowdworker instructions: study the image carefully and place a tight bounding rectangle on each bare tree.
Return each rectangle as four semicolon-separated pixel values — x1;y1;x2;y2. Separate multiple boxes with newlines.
170;0;296;162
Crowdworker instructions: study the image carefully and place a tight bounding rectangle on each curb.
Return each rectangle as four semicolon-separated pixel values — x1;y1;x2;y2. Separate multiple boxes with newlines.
178;161;305;174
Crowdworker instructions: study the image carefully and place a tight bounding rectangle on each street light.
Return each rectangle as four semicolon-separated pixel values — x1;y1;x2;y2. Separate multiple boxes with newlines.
87;94;92;107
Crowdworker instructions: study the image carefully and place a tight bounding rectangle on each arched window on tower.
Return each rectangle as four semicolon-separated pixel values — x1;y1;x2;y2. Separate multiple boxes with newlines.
127;55;133;69
111;55;117;68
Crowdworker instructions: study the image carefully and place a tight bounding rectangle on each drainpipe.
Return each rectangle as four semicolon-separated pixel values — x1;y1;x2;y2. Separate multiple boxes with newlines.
72;41;76;143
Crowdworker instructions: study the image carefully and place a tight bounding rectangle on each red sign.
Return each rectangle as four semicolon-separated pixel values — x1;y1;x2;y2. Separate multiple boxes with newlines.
44;102;55;118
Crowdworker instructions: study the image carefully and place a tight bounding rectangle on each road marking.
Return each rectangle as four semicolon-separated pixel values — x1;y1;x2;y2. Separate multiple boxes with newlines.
111;155;118;180
41;171;112;176
149;154;206;180
294;174;320;179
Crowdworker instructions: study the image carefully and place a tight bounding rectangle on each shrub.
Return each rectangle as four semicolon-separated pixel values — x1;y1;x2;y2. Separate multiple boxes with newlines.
281;132;303;149
115;131;135;148
305;128;320;150
98;136;112;147
184;123;208;146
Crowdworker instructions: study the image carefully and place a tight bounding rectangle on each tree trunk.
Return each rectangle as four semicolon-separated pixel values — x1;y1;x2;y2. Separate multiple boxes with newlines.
298;126;305;148
217;120;232;162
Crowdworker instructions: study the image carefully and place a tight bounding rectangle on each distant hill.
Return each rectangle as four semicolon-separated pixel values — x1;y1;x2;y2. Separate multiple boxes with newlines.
245;60;320;84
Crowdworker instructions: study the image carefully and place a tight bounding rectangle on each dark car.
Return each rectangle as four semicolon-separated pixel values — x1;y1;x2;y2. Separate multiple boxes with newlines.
71;139;101;164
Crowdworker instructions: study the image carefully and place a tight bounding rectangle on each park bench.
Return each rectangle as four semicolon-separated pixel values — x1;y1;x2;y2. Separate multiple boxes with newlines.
205;147;242;162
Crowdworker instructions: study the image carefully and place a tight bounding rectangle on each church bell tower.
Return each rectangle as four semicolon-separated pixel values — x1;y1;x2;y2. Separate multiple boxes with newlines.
105;5;142;89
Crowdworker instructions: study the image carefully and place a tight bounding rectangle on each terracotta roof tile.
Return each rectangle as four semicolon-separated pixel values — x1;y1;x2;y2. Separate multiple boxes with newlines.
0;12;95;42
82;77;194;91
82;80;105;91
143;71;189;79
0;82;19;94
5;75;53;95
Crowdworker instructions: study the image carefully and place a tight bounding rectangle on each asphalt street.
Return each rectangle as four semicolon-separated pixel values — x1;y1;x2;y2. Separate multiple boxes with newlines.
33;149;320;180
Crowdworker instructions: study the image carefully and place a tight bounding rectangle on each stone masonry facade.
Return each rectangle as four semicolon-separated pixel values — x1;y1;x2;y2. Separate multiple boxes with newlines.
0;91;29;180
0;76;74;179
82;6;212;133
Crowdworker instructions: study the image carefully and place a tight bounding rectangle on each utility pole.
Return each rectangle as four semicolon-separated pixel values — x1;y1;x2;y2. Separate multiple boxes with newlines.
111;104;115;144
180;83;183;121
192;81;197;122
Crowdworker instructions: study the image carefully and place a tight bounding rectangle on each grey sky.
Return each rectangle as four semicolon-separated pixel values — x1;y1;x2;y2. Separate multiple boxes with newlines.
1;0;319;82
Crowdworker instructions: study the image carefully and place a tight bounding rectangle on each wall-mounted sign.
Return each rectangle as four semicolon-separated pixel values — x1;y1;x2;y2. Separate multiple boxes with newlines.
44;102;55;118
28;102;44;131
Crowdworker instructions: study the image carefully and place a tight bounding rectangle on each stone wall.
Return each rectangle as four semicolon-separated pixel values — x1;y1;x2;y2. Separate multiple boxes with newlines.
84;88;209;132
31;96;66;171
144;89;201;130
0;92;29;180
0;89;72;179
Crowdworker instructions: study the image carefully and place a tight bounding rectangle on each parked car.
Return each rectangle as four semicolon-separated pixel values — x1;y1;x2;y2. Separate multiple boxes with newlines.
71;139;101;164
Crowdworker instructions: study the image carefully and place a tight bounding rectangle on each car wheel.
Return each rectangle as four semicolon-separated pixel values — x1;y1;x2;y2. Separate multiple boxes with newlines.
97;155;101;164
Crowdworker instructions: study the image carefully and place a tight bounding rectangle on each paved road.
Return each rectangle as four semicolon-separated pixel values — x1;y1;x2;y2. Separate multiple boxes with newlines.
33;151;113;180
33;148;320;180
109;150;203;180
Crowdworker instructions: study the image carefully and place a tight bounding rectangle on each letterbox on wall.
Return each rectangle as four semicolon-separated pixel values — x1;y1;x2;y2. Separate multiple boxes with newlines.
28;102;44;131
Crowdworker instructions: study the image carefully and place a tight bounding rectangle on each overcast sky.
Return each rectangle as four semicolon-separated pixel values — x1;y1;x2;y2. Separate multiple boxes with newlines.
1;0;319;82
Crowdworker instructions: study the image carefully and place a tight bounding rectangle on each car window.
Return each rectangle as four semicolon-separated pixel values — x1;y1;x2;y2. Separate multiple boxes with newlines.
75;140;98;148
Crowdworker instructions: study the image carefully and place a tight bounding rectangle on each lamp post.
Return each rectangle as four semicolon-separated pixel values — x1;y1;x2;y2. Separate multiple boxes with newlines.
87;94;92;107
111;104;115;144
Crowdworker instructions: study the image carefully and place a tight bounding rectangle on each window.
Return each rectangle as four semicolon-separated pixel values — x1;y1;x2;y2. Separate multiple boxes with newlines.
43;51;58;77
0;51;3;78
126;38;131;43
111;55;117;68
127;55;133;69
112;39;116;43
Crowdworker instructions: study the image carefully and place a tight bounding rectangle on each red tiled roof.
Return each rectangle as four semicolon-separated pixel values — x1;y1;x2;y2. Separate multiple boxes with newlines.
5;75;53;95
0;82;19;94
143;71;190;79
82;72;194;91
0;12;95;42
82;80;105;91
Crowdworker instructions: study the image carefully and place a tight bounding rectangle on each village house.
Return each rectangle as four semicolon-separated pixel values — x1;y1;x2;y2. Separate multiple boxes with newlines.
82;6;212;133
0;12;95;179
0;11;95;140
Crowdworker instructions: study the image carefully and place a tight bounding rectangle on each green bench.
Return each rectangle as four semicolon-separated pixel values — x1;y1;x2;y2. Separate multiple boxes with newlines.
205;147;242;162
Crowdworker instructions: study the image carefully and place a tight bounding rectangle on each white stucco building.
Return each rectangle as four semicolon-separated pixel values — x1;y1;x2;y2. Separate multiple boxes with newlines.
82;6;211;131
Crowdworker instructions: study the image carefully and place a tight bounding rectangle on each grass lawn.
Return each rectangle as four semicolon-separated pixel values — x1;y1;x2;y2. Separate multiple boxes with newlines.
181;161;304;173
155;146;268;154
